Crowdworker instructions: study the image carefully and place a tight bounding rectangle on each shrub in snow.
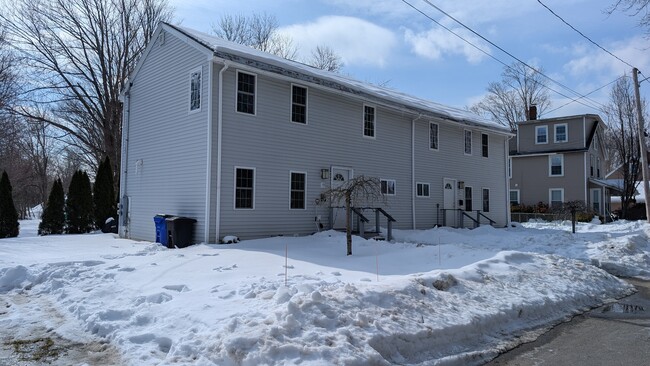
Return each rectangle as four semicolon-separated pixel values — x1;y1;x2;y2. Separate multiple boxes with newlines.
93;157;117;230
38;178;65;235
65;170;94;234
432;274;458;291
0;170;19;238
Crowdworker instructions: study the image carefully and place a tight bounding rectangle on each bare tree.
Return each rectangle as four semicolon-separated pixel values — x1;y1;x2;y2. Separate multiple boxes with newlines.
0;0;172;179
607;0;650;34
470;62;551;131
320;176;384;256
603;76;647;219
309;45;343;73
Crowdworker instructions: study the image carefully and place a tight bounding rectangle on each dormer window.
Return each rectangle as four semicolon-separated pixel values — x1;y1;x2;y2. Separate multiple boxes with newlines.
536;125;548;144
554;123;568;143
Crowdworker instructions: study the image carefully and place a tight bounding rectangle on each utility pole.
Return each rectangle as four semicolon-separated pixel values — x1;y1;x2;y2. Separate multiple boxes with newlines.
632;68;650;223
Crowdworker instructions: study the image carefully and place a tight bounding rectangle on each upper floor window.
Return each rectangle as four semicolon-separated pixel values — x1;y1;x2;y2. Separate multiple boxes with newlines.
235;167;255;209
481;133;488;157
597;157;601;178
237;71;256;115
290;172;306;209
549;154;564;176
508;157;512;178
554;123;568;143
380;179;395;195
590;154;595;177
464;130;472;155
189;67;201;112
536;125;548;144
291;85;307;124
416;182;430;197
364;105;376;138
429;122;439;150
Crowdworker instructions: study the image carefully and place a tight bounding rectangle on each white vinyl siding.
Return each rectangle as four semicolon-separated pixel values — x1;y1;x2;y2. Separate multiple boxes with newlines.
536;125;548;144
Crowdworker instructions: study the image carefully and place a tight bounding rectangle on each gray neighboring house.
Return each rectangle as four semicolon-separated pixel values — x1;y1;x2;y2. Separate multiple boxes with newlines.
118;23;513;243
509;113;618;217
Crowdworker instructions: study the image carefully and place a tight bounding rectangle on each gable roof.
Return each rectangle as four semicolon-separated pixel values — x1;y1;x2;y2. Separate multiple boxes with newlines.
154;23;512;136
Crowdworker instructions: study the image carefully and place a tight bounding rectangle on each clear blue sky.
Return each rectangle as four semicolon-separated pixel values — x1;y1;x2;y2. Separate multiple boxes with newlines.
170;0;650;119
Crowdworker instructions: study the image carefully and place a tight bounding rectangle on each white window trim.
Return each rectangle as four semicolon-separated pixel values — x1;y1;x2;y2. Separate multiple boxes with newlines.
510;189;520;205
235;70;257;116
234;166;256;210
482;187;490;212
289;170;307;210
464;129;472;155
363;104;377;139
429;122;439;151
554;123;568;143
549;188;564;207
290;84;308;125
536;125;548;144
548;154;564;177
188;66;202;114
381;178;396;196
416;182;430;198
481;133;489;158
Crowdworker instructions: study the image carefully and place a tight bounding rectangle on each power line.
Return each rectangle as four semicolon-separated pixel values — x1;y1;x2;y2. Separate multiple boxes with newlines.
540;76;626;117
537;0;636;71
403;0;606;112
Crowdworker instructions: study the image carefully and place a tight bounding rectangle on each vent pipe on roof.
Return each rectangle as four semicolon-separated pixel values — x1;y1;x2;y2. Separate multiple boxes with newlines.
529;105;537;120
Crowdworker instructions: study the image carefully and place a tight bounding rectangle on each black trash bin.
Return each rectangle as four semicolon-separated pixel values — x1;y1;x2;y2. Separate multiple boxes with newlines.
165;216;197;248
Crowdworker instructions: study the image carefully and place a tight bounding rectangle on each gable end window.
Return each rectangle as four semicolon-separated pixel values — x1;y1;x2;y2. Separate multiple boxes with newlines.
464;130;472;155
237;71;256;115
290;172;306;209
381;179;395;195
536;125;548;144
481;133;489;157
363;105;376;138
416;182;430;197
235;167;255;209
189;67;202;112
291;85;307;124
549;154;564;177
429;122;439;150
554;123;568;143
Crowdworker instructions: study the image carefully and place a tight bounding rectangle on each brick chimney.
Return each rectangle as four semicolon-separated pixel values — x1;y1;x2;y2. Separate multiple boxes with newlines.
529;105;537;120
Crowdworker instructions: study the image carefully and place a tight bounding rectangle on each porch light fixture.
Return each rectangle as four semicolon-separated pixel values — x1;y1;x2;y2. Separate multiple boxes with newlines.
321;169;330;180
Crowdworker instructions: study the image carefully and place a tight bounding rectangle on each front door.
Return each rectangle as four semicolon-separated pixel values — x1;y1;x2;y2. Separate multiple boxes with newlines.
443;178;457;227
331;167;353;229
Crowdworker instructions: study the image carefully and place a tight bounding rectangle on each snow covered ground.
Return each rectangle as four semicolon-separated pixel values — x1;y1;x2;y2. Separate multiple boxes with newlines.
1;219;649;365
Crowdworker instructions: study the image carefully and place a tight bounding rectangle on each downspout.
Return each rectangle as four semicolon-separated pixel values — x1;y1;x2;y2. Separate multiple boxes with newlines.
505;137;511;227
204;60;213;244
583;116;588;204
119;83;132;238
215;61;230;243
411;114;423;229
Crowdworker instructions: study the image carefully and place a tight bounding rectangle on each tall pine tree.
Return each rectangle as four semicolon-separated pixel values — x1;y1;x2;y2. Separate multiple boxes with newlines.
93;157;116;230
65;170;94;234
38;179;65;235
0;171;19;238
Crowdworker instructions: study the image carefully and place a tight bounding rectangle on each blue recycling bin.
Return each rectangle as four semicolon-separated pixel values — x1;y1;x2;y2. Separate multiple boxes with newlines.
153;214;172;246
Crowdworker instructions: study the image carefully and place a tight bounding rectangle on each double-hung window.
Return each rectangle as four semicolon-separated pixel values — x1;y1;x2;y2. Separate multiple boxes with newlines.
536;125;548;144
482;188;490;212
464;130;472;155
549;154;564;176
550;188;564;208
290;172;306;209
554;123;568;143
235;167;255;209
510;190;520;205
189;67;201;112
237;71;256;114
291;85;307;124
429;122;439;150
465;186;473;211
481;133;488;157
416;182;430;197
364;105;376;138
381;179;395;195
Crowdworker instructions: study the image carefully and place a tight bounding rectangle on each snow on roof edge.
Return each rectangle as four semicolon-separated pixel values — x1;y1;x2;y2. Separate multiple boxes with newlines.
165;23;512;135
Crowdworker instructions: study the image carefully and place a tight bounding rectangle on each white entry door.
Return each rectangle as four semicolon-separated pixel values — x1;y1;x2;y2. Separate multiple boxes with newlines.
331;167;353;229
443;178;457;227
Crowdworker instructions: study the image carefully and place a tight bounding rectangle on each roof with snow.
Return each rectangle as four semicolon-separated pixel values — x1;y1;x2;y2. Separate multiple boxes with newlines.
162;23;512;135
